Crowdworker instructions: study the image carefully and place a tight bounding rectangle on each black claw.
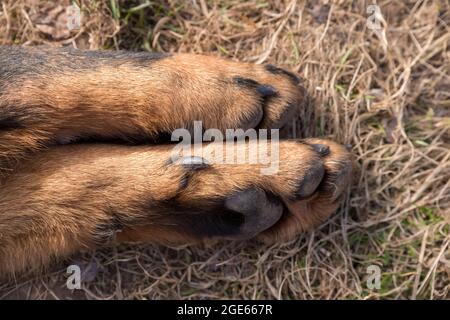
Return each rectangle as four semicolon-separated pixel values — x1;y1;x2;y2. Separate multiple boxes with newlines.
169;156;210;170
256;84;278;98
311;144;330;156
234;76;259;88
264;64;301;84
234;77;278;98
294;162;325;199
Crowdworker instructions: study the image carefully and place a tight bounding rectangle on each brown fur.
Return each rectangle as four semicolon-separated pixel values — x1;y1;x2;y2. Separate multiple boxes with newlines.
0;46;352;276
0;46;305;171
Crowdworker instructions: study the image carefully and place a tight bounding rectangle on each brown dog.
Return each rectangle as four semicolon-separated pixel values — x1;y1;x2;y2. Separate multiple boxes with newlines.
0;46;352;276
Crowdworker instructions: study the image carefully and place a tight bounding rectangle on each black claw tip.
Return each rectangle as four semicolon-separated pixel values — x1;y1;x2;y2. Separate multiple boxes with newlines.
256;85;278;98
170;156;210;170
264;64;301;84
234;77;259;87
311;144;330;156
294;162;325;199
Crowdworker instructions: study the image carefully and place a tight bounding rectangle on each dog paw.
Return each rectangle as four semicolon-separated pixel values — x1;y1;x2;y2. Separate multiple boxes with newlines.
258;138;353;241
115;139;351;243
151;54;307;132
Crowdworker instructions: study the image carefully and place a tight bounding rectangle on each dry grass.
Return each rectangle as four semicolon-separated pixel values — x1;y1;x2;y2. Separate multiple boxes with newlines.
0;0;449;300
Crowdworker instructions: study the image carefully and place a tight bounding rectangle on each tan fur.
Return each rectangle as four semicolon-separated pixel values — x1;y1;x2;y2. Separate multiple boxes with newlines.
0;46;352;277
1;49;305;171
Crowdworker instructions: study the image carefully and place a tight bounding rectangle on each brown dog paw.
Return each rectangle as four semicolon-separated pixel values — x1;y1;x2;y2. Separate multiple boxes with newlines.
258;139;353;242
0;47;307;171
113;139;352;243
142;54;307;132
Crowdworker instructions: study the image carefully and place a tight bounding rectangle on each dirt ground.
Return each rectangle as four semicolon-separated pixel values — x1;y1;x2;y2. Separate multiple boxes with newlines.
0;0;449;299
